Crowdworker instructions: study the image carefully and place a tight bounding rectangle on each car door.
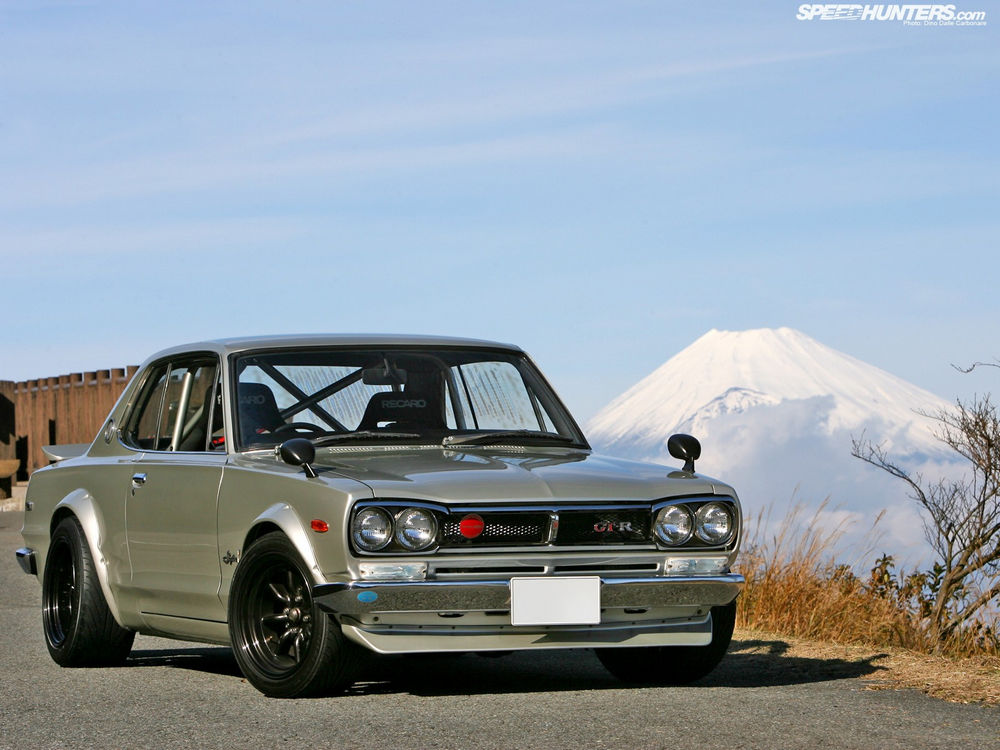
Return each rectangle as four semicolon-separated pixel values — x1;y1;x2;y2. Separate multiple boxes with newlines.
122;356;227;622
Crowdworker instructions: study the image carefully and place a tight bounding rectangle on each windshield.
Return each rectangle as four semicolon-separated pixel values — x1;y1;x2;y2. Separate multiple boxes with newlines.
232;347;588;451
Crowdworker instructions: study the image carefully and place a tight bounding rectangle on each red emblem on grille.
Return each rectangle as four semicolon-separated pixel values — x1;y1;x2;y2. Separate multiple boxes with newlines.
459;514;485;539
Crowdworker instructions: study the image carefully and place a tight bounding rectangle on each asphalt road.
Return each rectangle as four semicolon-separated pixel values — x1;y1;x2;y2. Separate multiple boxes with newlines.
1;511;998;750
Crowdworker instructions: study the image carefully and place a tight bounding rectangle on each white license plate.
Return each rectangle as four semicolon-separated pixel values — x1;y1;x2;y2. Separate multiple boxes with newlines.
509;576;601;626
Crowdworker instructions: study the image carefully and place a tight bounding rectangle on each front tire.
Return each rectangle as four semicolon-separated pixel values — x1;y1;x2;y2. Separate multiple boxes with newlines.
596;601;736;685
42;516;135;667
228;532;364;698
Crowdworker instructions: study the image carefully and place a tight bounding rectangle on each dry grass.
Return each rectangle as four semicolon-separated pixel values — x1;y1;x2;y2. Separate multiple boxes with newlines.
735;500;1000;693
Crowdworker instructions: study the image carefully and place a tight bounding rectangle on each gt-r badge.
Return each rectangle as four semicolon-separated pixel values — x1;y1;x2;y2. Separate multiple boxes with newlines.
593;520;633;533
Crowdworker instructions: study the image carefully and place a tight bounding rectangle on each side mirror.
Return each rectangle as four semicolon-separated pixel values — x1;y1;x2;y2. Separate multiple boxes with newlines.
667;434;701;473
278;438;318;478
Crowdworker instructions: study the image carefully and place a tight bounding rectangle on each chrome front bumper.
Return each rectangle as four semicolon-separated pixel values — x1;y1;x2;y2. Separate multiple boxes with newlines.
15;547;37;576
313;573;744;616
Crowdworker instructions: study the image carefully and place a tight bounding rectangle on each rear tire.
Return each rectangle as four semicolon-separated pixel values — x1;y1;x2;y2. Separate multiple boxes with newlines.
596;601;736;685
228;532;364;698
42;516;135;667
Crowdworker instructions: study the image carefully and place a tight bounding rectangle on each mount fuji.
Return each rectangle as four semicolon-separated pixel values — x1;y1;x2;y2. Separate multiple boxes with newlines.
586;328;962;564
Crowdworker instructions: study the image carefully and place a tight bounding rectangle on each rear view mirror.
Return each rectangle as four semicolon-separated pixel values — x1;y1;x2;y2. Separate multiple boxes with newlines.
362;365;407;386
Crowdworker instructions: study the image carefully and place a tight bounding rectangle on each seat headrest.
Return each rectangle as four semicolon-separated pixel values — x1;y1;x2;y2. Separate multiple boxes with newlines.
359;389;445;431
237;382;282;443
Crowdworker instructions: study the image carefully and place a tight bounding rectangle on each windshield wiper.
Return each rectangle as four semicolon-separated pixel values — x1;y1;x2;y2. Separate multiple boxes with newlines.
442;430;578;447
311;431;422;446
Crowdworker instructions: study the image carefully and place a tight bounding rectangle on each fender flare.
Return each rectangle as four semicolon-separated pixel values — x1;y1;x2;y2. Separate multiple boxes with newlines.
51;490;127;627
243;503;325;585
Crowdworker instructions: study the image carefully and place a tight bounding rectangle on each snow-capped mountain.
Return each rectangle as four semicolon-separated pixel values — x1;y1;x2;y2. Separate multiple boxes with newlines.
586;328;961;564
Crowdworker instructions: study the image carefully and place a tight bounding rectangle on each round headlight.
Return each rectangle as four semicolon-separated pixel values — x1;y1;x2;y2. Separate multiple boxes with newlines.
352;507;392;551
654;505;693;545
394;508;438;551
695;502;734;544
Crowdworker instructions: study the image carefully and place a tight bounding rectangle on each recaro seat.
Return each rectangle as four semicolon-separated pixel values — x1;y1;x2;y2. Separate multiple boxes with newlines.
237;382;284;445
357;376;446;432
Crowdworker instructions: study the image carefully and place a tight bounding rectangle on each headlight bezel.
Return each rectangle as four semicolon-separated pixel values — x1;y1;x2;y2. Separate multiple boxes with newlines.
349;500;445;555
651;497;739;550
393;507;439;551
351;507;394;552
653;504;694;546
694;501;736;545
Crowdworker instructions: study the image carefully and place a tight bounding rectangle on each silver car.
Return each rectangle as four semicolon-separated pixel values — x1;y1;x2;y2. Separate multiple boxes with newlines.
16;334;744;697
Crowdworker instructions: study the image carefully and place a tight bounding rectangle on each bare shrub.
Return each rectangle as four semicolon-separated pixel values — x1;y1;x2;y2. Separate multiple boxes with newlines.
852;394;1000;650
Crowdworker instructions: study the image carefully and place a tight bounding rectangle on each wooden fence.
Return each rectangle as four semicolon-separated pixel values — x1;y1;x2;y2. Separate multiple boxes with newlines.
0;367;138;495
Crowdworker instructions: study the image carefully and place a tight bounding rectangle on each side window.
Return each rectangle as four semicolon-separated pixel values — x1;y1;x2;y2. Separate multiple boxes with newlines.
125;365;170;449
123;357;219;451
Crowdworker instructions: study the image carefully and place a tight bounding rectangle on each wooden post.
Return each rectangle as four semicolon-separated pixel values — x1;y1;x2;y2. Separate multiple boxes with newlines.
13;381;28;481
69;372;83;445
0;381;14;499
29;379;42;474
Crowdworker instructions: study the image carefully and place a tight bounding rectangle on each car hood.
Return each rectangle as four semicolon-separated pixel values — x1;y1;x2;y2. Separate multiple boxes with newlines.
309;447;734;504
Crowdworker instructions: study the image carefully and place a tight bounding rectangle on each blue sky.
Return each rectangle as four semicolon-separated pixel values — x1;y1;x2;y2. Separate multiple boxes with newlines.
2;1;997;421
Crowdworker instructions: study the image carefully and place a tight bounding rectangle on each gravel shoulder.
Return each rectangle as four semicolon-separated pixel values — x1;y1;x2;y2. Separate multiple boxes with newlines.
733;627;1000;706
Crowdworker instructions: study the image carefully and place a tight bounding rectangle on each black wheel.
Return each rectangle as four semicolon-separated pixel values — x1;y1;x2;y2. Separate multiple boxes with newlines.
228;532;364;698
596;601;736;685
42;516;135;667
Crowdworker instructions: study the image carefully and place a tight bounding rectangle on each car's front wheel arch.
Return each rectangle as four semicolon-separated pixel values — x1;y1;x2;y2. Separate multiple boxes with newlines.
228;531;364;698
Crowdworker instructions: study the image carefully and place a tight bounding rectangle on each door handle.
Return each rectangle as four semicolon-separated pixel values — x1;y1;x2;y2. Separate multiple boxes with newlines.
131;473;147;496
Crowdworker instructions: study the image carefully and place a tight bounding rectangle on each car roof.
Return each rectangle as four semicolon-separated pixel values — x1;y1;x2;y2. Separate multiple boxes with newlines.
139;334;524;366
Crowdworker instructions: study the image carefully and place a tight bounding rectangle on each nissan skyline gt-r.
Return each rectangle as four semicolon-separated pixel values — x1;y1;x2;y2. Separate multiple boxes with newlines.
16;334;744;697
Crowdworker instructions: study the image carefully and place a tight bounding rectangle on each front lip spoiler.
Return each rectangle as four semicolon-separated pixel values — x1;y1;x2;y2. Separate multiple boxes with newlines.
15;547;37;576
313;574;744;616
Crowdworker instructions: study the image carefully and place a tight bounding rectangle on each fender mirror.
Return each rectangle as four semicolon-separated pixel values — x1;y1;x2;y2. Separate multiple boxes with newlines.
667;433;701;473
278;438;318;478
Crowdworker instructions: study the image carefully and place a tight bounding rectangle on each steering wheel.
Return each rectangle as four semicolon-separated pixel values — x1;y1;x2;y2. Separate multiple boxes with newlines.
271;422;326;436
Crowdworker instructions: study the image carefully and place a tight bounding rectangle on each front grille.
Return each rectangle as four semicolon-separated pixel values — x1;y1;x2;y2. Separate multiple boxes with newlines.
352;495;736;555
440;512;550;547
556;509;651;545
434;565;547;576
437;506;653;549
552;562;658;574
